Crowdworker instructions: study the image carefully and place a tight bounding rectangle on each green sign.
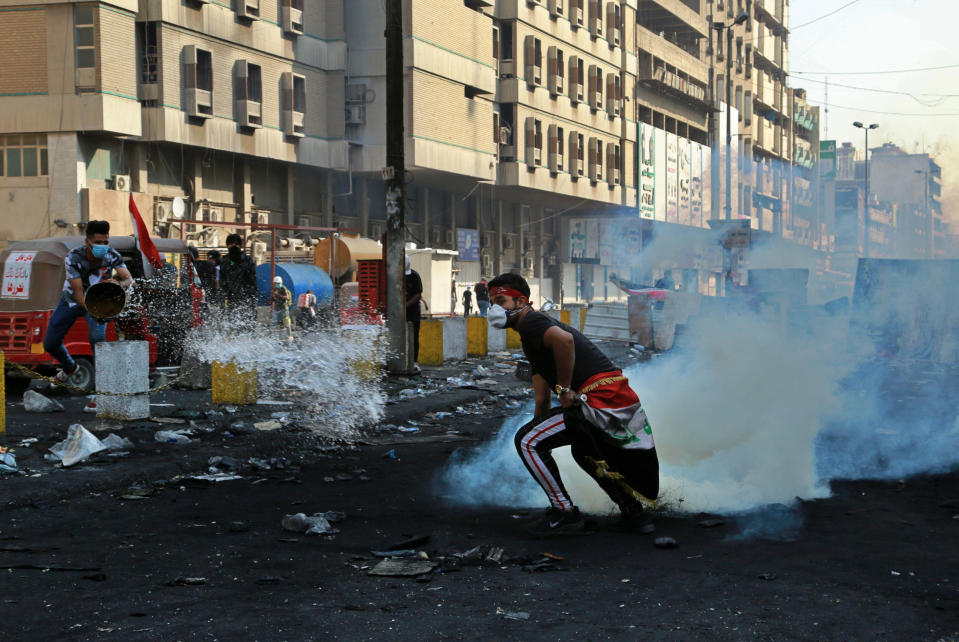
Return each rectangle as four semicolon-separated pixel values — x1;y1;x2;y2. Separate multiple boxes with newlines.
820;140;836;179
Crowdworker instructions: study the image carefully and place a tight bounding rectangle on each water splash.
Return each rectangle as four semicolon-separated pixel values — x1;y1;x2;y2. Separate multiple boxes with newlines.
184;319;386;440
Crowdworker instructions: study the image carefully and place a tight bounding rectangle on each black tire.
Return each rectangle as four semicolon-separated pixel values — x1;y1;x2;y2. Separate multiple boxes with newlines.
69;357;95;395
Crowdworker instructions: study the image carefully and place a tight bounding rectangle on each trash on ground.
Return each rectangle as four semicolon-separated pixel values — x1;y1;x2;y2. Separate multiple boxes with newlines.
171;409;203;419
17;438;38;448
119;485;156;500
496;607;530;620
383;449;398;460
654;536;678;549
281;512;340;536
49;425;107;467
474;365;492;377
187;473;244;483
154;430;192;445
396;426;419;433
257;399;294;406
367;558;437;577
23;390;64;413
253;420;283;431
0;452;17;474
370;549;420;559
101;434;134;451
698;519;725;528
169;576;207;586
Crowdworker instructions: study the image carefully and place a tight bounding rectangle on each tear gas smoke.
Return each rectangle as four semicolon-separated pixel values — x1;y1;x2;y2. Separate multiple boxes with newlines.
184;319;386;440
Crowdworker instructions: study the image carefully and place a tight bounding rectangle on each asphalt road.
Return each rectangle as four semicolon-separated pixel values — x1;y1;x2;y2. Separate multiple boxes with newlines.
1;351;957;640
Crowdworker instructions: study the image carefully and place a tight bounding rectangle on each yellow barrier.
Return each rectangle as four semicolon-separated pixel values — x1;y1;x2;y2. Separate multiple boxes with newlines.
578;308;587;331
418;319;444;366
0;352;5;436
343;327;383;382
560;309;571;326
467;317;488;356
506;328;522;350
212;360;257;405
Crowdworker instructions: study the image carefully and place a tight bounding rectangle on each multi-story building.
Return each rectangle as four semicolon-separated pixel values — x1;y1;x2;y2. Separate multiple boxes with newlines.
0;0;349;245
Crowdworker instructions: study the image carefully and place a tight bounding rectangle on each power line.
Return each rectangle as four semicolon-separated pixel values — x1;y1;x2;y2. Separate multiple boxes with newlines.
804;98;959;117
789;74;959;106
791;63;959;76
791;0;865;30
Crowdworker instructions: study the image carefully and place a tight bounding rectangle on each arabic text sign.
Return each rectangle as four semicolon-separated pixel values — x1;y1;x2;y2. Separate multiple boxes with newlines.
2;251;36;299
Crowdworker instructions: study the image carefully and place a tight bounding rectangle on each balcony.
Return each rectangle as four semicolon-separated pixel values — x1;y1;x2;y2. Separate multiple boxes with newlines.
636;24;708;86
638;53;709;106
755;0;786;27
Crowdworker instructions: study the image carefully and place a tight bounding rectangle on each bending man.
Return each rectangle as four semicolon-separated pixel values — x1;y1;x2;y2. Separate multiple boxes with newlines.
487;273;659;536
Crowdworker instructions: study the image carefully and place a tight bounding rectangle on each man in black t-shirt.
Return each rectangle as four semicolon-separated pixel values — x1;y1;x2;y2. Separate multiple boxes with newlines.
474;279;490;316
404;255;423;373
487;272;659;536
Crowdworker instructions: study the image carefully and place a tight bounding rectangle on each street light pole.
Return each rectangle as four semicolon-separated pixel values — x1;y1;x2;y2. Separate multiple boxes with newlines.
853;121;879;257
714;11;748;222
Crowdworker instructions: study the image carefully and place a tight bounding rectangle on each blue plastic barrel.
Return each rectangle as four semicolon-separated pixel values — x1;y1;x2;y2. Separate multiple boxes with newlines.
256;263;334;307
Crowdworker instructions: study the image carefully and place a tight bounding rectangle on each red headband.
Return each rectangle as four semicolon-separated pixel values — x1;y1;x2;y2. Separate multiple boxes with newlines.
490;286;528;300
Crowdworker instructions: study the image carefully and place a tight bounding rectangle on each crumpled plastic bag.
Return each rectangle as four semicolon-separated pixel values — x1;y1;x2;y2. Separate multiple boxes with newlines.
49;425;106;467
0;452;17;474
101;434;134;451
281;512;342;536
23;390;64;413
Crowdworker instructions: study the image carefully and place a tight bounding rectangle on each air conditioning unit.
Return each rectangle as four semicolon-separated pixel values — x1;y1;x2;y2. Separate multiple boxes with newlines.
236;0;260;21
346;104;366;126
482;231;495;248
523;257;534;272
112;175;131;191
430;227;442;244
574;5;584;26
281;4;303;35
155;203;169;222
185;88;212;119
526;0;544;7
504;235;516;250
547;255;557;266
548;0;564;17
201;207;222;222
481;252;493;272
609;168;621;186
523;237;533;252
236;99;262;129
549;150;562;174
445;230;455;245
256;211;270;224
297;216;311;228
611;27;621;47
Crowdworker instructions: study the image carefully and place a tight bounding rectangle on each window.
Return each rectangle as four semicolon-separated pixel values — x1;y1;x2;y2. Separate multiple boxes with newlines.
547;46;564;96
525;117;542;167
1;135;49;178
501;23;514;61
588;65;603;110
524;36;542;86
571;0;584;27
75;6;96;89
281;0;303;35
569;56;584;103
588;0;602;38
493;27;499;60
184;45;213;118
282;72;306;137
235;60;262;128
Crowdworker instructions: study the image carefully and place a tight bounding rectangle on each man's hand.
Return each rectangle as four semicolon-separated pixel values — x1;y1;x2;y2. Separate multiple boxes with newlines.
558;388;579;408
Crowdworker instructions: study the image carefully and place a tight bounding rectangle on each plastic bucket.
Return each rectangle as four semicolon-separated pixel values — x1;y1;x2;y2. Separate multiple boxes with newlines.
85;281;127;321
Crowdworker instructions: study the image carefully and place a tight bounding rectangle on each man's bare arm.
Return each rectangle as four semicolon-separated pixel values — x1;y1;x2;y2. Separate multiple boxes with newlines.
69;277;86;309
532;374;551;419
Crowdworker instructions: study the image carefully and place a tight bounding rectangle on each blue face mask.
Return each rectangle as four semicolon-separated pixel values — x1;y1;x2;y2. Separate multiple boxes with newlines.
90;244;110;259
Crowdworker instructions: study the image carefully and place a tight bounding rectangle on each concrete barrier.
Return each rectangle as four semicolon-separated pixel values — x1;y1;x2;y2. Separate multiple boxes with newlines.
466;317;488;356
443;316;467;361
342;325;383;382
506;328;522;350
488;325;506;352
96;341;150;420
560;309;571;326
0;352;5;436
418;319;444;366
212;360;257;405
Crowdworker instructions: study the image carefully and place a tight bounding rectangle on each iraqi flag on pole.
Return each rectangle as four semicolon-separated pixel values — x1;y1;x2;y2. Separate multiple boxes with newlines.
129;194;164;275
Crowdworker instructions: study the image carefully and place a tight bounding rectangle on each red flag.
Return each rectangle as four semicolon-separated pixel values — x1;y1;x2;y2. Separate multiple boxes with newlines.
129;194;163;272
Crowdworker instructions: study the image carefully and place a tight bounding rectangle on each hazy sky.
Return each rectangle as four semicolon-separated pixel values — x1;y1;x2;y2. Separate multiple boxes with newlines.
788;0;957;157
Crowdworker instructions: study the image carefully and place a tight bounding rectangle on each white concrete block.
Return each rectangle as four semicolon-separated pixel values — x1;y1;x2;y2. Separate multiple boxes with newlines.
95;341;150;420
442;316;467;361
488;325;506;352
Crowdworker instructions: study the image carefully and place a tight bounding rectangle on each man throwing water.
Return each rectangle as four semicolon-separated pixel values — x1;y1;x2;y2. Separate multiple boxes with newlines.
486;273;659;536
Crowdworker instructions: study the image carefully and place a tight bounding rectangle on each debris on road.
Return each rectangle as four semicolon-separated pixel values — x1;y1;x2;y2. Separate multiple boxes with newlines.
150;416;187;425
367;558;437;576
496;607;530;620
654;536;678;549
281;512;342;536
253;420;283;431
49;425;107;467
23;390;64;413
0;451;17;474
101;434;134;451
169;576;207;586
154;430;192;445
698;519;725;528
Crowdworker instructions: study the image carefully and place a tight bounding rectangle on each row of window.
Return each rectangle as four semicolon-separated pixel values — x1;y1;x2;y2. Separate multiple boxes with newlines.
521;36;623;117
0;135;49;178
193;0;304;35
519;0;622;46
179;46;306;137
512;116;622;187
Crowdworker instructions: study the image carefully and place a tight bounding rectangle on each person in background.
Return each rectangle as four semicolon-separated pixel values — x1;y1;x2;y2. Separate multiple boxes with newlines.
270;276;293;339
405;255;423;374
450;279;457;316
486;272;659;537
295;288;317;328
219;234;257;325
206;249;222;306
462;286;473;316
474;278;490;317
190;246;218;308
44;220;133;413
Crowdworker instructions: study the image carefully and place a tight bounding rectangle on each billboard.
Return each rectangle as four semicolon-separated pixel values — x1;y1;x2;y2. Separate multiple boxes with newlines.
569;218;600;263
678;139;691;226
820;140;836;179
665;132;678;223
456;228;479;261
599;218;642;267
654;131;667;221
639;124;656;220
690;142;703;229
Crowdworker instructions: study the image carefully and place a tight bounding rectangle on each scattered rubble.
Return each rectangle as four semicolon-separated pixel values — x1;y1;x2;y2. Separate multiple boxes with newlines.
281;511;344;536
22;390;64;413
154;430;192;445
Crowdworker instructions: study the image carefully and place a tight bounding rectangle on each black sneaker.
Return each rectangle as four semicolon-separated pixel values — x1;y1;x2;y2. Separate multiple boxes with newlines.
617;503;655;534
526;507;590;537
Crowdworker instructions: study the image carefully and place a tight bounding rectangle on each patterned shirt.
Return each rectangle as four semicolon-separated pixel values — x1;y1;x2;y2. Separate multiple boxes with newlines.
62;245;125;305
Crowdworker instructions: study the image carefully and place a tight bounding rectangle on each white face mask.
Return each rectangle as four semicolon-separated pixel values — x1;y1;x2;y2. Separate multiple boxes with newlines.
487;303;509;329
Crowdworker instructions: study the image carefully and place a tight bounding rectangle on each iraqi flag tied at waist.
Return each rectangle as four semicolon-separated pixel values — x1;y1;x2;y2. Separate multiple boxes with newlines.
129;194;164;274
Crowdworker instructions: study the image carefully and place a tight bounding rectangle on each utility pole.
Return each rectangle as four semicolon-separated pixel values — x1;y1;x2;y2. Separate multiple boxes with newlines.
385;0;408;373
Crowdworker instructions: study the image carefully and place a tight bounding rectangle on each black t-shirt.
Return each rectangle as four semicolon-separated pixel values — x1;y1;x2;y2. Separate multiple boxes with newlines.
474;282;489;301
405;270;423;319
516;310;616;391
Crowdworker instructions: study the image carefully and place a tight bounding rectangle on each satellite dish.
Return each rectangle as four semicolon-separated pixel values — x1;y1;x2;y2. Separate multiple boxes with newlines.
171;197;186;219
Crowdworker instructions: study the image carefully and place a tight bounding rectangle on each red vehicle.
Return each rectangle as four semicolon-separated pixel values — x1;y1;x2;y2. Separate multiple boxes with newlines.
0;236;201;390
